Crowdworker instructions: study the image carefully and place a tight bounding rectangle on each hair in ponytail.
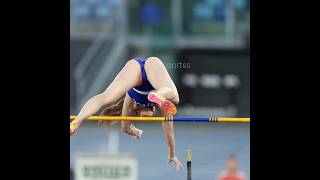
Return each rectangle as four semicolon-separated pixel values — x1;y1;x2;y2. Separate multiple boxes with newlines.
98;97;124;126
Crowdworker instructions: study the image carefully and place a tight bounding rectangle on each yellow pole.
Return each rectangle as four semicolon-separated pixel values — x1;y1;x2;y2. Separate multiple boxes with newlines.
70;116;165;121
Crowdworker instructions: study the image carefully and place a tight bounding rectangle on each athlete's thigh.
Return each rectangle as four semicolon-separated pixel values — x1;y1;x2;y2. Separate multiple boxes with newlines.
144;57;178;92
102;59;142;102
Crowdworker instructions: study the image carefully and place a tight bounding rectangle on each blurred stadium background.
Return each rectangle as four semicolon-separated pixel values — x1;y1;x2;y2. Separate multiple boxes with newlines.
70;0;250;179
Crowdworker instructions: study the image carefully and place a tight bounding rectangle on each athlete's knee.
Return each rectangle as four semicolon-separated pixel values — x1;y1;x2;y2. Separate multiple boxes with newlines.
174;94;180;104
167;88;180;105
161;87;180;104
172;93;180;105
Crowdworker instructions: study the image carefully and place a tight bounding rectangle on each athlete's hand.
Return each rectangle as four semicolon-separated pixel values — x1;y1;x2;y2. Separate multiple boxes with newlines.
168;156;183;171
70;121;79;136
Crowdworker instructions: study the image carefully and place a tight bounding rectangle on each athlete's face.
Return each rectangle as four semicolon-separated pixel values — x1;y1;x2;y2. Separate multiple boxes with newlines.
133;103;155;117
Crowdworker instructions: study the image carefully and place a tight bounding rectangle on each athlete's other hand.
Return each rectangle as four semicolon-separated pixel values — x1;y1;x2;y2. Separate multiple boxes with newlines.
168;156;183;171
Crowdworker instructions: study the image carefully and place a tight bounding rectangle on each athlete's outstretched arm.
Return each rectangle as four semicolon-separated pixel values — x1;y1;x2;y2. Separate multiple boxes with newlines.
161;112;183;171
71;60;142;134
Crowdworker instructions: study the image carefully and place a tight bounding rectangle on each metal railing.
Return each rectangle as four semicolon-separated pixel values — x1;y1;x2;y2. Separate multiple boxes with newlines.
71;0;127;111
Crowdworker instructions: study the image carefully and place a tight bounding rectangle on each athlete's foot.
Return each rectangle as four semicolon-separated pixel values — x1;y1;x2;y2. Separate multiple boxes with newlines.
132;128;143;141
70;121;79;136
148;92;177;116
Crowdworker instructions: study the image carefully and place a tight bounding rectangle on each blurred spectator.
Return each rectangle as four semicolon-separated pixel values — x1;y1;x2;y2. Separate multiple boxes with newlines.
217;155;246;180
139;3;163;25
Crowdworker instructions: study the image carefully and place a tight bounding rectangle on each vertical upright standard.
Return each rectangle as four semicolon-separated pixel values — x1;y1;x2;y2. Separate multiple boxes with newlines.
186;150;192;180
